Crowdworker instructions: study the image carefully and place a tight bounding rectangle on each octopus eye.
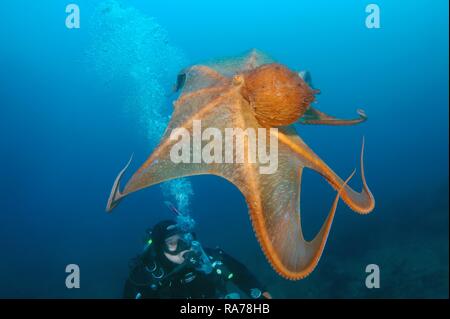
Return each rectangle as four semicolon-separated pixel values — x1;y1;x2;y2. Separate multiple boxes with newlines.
174;73;186;92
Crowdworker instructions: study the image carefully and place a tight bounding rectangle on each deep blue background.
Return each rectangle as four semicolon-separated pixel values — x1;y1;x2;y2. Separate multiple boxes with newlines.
0;0;448;298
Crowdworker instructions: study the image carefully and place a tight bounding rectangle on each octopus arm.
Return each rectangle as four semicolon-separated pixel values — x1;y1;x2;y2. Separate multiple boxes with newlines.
311;138;375;214
277;129;375;215
240;164;355;280
299;106;367;125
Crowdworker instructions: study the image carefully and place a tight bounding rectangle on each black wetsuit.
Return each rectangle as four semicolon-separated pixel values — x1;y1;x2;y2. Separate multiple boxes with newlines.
123;247;266;299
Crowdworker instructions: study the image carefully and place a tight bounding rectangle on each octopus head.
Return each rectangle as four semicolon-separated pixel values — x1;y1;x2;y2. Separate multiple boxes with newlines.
240;63;317;127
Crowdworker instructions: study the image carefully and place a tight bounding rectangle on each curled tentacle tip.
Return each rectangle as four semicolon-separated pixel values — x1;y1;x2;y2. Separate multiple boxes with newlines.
127;153;134;165
346;169;357;185
337;169;357;197
357;108;367;119
105;154;134;213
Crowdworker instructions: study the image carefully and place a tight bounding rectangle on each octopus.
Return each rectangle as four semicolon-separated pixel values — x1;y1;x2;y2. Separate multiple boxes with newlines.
106;49;375;280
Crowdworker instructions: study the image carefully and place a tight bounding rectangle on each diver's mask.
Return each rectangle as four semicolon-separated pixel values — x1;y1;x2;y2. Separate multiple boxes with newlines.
162;229;213;274
163;231;194;256
158;201;212;272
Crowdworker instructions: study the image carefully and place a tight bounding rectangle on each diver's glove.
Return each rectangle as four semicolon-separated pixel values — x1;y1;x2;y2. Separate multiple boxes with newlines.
185;242;213;274
262;291;272;299
249;288;273;299
183;250;202;267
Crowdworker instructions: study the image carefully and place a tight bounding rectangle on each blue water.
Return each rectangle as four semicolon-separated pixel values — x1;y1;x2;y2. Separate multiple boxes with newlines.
0;0;448;298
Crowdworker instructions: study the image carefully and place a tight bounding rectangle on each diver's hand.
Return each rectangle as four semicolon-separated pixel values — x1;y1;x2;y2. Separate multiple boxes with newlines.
182;250;201;267
262;291;272;299
249;288;272;299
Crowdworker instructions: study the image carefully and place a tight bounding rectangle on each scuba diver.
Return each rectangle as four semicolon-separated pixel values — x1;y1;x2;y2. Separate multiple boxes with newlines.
123;202;272;299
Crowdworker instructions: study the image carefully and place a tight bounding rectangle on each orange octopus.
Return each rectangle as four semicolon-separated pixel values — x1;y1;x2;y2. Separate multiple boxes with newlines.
106;49;375;280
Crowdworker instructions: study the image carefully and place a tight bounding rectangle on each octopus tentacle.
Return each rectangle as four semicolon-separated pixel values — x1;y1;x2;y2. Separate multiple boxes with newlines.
309;137;375;214
301;170;356;273
276;130;374;214
106;154;133;212
189;65;226;80
299;107;367;126
174;85;228;107
247;167;356;280
137;93;231;174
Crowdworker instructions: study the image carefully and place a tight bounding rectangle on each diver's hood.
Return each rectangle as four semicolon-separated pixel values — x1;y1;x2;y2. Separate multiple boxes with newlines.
150;219;180;248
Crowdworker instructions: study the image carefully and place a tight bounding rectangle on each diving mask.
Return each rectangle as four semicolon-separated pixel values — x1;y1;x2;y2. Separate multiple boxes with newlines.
163;232;194;256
